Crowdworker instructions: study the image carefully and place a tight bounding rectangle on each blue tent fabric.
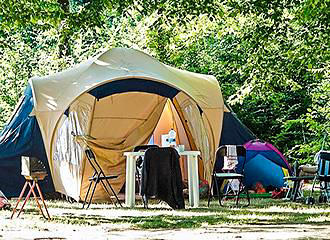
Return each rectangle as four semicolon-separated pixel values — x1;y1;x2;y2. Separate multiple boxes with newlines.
215;111;255;174
0;84;54;197
244;154;285;188
219;112;255;146
246;150;289;170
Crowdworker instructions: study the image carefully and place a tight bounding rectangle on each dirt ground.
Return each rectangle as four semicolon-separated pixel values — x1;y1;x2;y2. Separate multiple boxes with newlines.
1;223;330;240
1;200;330;240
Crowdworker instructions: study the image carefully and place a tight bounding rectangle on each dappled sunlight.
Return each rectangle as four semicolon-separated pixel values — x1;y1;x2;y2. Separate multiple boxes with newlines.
253;205;330;214
227;213;288;221
307;216;330;223
1;198;330;239
95;59;110;66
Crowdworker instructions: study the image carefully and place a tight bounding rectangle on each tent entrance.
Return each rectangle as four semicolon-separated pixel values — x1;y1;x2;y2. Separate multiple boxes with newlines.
151;99;194;181
52;84;207;201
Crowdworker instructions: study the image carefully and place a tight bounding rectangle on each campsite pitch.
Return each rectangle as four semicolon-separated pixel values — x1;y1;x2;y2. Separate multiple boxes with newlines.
0;198;329;240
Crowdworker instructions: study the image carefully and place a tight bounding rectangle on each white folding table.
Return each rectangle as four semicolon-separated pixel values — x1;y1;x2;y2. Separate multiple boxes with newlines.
123;150;201;208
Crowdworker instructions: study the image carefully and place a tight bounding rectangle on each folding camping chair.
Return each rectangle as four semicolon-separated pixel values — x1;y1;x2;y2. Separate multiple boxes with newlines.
283;161;315;202
82;147;122;208
306;151;330;204
133;145;159;194
208;145;250;207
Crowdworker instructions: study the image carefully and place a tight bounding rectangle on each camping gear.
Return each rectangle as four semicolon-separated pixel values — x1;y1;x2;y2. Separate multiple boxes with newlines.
208;145;250;207
283;175;314;202
306;150;330;204
244;139;292;188
271;188;286;199
0;197;10;210
11;157;50;220
21;156;47;178
0;190;10;210
168;129;177;147
0;47;254;201
141;147;184;209
82;148;122;208
299;164;317;176
254;182;266;193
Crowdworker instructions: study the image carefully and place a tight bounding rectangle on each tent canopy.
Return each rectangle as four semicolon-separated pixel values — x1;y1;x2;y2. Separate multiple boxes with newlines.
27;48;223;200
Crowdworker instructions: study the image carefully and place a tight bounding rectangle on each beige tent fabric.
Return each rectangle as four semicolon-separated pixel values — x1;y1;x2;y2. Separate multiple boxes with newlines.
79;93;167;201
173;92;222;184
29;48;223;199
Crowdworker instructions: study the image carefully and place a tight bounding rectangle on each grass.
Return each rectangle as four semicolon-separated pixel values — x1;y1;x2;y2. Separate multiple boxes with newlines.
4;197;326;230
2;195;329;231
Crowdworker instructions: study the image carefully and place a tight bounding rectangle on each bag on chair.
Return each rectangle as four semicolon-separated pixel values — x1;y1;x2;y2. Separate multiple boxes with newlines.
0;191;11;210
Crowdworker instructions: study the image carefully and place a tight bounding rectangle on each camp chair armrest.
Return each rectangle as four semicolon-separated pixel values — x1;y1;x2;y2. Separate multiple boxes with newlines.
215;173;244;179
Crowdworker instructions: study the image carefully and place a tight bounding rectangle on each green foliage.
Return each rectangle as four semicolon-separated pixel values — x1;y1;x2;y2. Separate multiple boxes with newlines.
0;0;329;164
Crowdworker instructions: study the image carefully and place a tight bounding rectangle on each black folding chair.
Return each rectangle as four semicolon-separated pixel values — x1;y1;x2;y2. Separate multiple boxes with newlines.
133;145;159;194
82;148;122;208
208;145;250;207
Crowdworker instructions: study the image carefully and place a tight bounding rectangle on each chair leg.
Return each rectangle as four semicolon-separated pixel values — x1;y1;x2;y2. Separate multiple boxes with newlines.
235;180;242;207
245;184;250;207
104;177;122;207
214;178;224;207
136;169;141;195
309;176;317;199
87;180;98;209
83;172;97;209
142;195;148;209
100;180;116;206
82;180;94;209
325;182;330;202
207;175;215;207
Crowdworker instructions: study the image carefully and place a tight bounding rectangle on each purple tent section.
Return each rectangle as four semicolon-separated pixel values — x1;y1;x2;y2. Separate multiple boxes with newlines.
245;140;292;174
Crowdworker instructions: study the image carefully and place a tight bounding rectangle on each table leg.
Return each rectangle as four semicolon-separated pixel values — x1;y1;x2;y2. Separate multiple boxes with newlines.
187;154;199;207
125;155;136;208
292;180;301;202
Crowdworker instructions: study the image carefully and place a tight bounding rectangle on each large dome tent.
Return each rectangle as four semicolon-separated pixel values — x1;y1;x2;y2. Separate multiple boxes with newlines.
0;48;223;201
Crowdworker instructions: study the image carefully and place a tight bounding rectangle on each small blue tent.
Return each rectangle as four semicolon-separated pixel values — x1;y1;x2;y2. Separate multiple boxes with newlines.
244;140;292;188
0;84;54;197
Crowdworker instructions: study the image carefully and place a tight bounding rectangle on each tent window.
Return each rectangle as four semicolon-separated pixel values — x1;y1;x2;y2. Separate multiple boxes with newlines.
88;78;179;100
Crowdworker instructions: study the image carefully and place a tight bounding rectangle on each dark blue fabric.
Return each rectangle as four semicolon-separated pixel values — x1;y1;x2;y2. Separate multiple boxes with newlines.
215;112;255;173
219;112;255;146
0;84;54;197
88;78;179;100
